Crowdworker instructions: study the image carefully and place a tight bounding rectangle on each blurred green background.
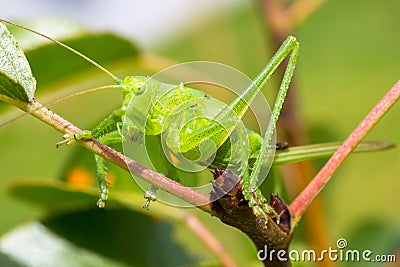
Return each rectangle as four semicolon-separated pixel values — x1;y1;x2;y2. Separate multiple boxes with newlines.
0;0;399;266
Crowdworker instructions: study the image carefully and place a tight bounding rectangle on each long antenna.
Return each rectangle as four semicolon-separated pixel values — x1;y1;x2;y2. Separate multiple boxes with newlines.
0;18;122;83
0;84;122;130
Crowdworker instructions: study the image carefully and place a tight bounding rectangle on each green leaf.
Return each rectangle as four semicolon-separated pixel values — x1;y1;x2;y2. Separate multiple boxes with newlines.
0;23;36;102
5;180;220;266
0;222;130;267
0;212;213;267
0;251;23;267
274;141;395;165
8;179;147;214
8;180;100;212
0;72;28;103
25;33;139;87
0;29;140;125
7;179;191;221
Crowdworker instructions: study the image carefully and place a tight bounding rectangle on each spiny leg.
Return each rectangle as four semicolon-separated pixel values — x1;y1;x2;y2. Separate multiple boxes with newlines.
55;106;126;147
177;37;299;159
242;36;300;222
91;109;126;207
95;130;123;208
122;122;162;210
56;107;126;207
98;117;162;209
95;153;108;208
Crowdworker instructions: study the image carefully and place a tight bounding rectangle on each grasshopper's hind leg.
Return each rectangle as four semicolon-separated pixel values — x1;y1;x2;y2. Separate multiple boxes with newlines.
242;36;300;223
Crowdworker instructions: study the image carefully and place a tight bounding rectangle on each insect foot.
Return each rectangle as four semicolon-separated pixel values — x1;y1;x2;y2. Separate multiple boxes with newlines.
248;192;291;231
96;185;109;208
211;170;293;257
211;169;283;228
143;185;158;210
55;130;92;148
248;196;270;223
55;133;76;147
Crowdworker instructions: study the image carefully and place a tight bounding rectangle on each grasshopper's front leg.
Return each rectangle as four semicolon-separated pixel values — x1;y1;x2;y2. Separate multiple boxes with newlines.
55;106;126;147
56;107;126;207
55;130;93;148
95;130;123;207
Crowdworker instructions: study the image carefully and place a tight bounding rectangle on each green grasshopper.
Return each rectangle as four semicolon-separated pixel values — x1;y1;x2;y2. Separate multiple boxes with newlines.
53;35;299;221
0;20;391;224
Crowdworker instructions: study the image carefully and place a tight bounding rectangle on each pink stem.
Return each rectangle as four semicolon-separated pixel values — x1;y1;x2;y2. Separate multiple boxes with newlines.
289;80;400;223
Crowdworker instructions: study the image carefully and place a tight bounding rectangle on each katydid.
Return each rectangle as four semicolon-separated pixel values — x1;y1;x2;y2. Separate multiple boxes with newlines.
56;35;299;221
0;20;392;224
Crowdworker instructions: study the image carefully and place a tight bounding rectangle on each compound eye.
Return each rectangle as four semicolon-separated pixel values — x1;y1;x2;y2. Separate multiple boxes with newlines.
135;83;146;95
